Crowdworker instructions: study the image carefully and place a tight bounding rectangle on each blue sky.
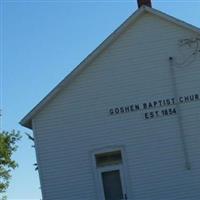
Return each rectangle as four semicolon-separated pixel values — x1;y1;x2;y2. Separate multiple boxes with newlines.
1;1;200;199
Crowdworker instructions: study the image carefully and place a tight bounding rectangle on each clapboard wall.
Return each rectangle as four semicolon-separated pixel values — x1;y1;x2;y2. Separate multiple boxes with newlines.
32;12;200;200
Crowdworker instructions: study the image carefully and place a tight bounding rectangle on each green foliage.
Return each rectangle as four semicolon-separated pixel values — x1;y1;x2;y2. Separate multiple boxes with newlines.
0;130;21;197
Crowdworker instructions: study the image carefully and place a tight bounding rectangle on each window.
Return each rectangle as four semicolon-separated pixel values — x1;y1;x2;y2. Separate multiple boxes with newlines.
95;150;122;167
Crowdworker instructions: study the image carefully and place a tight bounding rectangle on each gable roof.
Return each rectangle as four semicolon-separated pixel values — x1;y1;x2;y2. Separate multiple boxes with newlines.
20;5;200;129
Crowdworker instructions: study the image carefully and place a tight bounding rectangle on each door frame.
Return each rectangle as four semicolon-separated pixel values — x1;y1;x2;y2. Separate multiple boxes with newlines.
91;146;130;200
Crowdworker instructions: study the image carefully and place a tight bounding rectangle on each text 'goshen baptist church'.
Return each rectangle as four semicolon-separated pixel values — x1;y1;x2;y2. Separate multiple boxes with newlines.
109;94;199;119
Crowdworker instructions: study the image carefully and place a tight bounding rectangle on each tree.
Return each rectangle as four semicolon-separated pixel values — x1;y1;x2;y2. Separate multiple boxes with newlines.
25;133;38;171
0;130;21;198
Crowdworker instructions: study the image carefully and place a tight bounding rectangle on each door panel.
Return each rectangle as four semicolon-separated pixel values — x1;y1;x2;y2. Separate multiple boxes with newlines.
101;170;124;200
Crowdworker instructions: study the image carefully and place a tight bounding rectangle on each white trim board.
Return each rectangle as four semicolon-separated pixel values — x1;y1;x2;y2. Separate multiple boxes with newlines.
20;5;200;129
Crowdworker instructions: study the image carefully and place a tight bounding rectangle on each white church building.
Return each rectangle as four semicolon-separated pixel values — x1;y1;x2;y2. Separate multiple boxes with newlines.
21;1;200;199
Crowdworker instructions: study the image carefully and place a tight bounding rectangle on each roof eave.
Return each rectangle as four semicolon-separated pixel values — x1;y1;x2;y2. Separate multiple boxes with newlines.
20;6;200;130
20;6;146;130
19;119;32;129
144;6;200;34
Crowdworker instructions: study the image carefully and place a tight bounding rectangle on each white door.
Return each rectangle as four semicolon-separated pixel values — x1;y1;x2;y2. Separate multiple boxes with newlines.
98;165;128;200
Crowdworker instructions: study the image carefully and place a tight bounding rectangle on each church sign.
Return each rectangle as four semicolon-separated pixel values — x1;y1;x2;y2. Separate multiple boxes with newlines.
109;94;199;119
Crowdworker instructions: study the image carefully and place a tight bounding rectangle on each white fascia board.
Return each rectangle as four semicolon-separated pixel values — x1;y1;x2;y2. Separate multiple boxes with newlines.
19;7;145;129
145;6;200;34
20;6;200;129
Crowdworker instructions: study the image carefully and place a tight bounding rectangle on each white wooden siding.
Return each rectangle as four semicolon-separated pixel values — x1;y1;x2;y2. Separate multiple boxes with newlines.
33;13;200;200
